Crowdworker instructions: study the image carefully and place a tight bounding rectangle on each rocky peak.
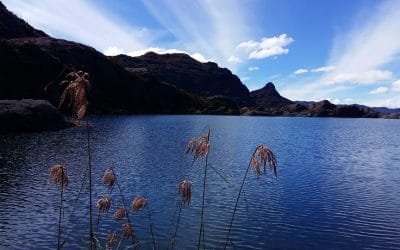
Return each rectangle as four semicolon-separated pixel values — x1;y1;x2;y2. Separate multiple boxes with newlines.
250;82;293;108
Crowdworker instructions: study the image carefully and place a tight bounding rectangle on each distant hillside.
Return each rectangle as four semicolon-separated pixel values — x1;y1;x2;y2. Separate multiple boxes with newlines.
0;2;238;115
111;53;251;105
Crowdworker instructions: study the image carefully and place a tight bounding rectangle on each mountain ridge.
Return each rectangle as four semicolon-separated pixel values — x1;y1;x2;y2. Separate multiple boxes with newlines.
0;1;398;119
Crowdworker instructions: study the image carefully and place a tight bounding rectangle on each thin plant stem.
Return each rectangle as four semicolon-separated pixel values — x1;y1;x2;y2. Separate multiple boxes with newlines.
57;168;64;250
145;205;157;250
112;169;139;246
86;119;94;249
223;148;258;250
198;128;210;250
171;201;183;249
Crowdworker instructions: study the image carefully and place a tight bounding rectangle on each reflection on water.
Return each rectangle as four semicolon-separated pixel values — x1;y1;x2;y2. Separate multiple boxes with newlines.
0;116;400;249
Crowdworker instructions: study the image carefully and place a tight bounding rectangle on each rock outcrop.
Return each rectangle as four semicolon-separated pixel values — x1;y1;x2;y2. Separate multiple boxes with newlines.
0;99;72;132
111;53;251;105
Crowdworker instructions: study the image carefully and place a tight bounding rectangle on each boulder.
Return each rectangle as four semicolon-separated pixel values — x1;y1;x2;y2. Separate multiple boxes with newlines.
0;99;72;132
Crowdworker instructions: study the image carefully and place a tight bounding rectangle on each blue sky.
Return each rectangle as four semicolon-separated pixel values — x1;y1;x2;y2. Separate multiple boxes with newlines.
4;0;400;107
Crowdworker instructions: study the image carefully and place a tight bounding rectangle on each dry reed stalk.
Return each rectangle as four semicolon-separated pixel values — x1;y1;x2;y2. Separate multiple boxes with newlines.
102;169;116;191
106;232;119;249
113;207;128;220
251;145;277;178
96;196;111;213
185;134;210;161
178;179;193;206
185;128;211;250
49;164;68;250
58;70;91;120
58;70;94;249
122;223;135;239
172;179;193;249
223;145;278;249
131;197;147;213
50;164;68;190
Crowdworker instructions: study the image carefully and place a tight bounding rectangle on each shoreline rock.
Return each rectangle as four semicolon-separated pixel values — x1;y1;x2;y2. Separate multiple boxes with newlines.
0;99;73;133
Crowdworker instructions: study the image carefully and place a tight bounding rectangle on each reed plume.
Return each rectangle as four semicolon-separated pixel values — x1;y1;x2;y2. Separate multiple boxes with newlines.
102;169;116;191
113;207;128;220
106;232;119;249
186;134;210;161
96;196;111;213
131;197;147;213
178;179;192;206
185;127;211;250
224;144;278;249
58;70;91;120
122;223;135;239
251;145;277;177
50;164;68;190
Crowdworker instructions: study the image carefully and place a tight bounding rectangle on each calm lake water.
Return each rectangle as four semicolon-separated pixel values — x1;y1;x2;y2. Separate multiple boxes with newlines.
0;115;399;249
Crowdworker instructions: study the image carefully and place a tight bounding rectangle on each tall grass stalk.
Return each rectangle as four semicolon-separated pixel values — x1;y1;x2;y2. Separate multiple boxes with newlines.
112;169;139;247
57;167;64;250
146;205;157;250
197;128;210;250
171;201;183;249
223;145;277;249
49;164;68;250
86;119;94;249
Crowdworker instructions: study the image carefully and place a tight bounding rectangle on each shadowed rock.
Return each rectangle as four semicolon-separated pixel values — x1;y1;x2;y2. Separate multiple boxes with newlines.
0;99;72;132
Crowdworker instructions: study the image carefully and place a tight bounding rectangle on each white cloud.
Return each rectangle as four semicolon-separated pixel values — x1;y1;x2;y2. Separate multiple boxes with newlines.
322;70;393;85
142;0;252;67
290;65;335;76
248;66;259;71
321;0;400;85
363;95;400;108
104;46;210;63
311;66;336;73
392;79;400;92
343;98;355;104
370;86;389;94
294;69;308;75
3;0;155;52
227;56;242;63
327;98;341;104
237;34;294;59
104;46;125;56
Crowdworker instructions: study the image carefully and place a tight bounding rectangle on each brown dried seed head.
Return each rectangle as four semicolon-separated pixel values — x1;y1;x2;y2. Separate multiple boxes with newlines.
185;137;200;154
107;232;119;247
178;179;192;206
112;207;128;220
132;196;147;213
186;133;210;161
96;196;111;213
58;70;91;120
250;145;278;178
122;223;134;238
49;164;68;190
102;169;115;190
251;154;261;177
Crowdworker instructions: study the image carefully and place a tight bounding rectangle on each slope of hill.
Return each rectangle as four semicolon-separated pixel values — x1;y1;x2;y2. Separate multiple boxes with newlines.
111;52;251;105
0;2;238;115
0;2;48;38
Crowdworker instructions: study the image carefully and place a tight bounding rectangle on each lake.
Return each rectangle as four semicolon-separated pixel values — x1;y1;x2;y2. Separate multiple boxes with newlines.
1;115;399;249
